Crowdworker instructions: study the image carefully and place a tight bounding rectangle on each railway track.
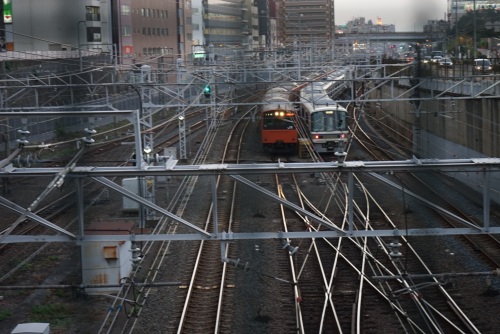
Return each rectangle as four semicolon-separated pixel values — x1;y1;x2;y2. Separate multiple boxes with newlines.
1;79;499;333
95;101;253;333
175;112;250;333
346;103;500;332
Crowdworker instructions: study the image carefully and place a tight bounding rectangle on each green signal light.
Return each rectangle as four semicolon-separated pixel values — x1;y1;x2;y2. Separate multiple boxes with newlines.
204;85;211;97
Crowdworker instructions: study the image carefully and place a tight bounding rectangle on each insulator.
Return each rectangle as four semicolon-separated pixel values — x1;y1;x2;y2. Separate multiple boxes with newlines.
84;127;97;135
82;127;97;145
390;250;403;258
81;136;95;144
288;245;299;255
282;242;298;255
130;246;142;263
389;239;402;259
16;138;29;145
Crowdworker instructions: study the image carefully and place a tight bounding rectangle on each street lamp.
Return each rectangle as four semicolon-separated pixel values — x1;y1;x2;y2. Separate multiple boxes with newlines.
77;20;87;70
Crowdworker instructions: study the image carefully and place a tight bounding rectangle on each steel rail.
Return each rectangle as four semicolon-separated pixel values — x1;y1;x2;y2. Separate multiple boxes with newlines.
176;109;251;333
277;177;305;333
350;105;480;332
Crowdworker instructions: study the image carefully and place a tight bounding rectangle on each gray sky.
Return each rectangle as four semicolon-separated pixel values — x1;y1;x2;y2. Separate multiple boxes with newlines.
336;0;448;32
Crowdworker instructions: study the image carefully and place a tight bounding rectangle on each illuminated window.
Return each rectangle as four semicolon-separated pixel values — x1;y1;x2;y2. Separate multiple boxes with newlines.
121;5;130;16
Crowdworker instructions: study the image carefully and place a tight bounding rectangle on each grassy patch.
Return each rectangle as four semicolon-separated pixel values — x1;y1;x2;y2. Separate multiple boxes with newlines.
0;309;11;321
30;303;70;326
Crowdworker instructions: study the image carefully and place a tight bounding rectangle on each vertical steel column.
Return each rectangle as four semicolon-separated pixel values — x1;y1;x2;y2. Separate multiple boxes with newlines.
76;178;85;239
483;168;491;231
140;65;155;220
77;21;86;71
348;171;354;234
212;174;218;237
140;65;154;152
473;0;477;59
177;58;187;160
210;78;216;130
178;115;187;160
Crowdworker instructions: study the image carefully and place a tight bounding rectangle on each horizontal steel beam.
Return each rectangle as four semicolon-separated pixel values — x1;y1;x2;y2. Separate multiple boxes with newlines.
1;157;499;177
3;227;500;244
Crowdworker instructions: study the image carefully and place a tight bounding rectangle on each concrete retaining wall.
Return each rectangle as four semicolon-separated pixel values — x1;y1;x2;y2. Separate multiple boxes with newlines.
372;83;500;204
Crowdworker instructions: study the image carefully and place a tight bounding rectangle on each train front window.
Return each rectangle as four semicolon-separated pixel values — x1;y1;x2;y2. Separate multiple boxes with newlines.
263;111;295;130
311;110;347;132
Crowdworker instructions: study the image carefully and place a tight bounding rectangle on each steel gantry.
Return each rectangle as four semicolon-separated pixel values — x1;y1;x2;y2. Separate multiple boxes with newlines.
0;109;499;245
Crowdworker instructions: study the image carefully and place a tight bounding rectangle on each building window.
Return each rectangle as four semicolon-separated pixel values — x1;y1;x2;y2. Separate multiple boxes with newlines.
156;28;160;36
142;27;146;35
147;27;151;36
86;6;100;21
141;8;145;16
122;25;132;36
86;27;101;42
121;5;130;16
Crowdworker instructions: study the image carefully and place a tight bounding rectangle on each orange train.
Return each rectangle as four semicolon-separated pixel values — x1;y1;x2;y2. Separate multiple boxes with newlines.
260;86;298;154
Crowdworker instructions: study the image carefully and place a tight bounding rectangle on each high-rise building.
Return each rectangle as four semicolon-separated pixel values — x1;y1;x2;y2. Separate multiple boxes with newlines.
130;1;179;66
281;0;335;49
203;0;258;48
0;0;192;68
1;0;113;53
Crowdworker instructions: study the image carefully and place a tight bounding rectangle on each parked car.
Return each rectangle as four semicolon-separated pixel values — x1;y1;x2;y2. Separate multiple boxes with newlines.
422;56;432;64
473;59;493;74
439;57;453;68
431;55;442;63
